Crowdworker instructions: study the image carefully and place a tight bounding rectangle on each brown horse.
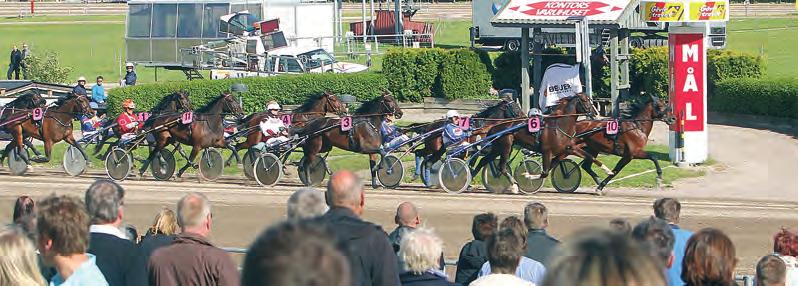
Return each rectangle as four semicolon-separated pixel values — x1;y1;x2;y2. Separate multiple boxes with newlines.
92;91;193;157
575;95;676;194
225;91;346;166
6;94;93;167
294;91;402;187
0;92;48;162
141;93;244;178
476;93;601;189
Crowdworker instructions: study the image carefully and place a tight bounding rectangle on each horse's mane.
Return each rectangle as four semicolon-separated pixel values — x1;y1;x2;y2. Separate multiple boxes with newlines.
473;101;505;118
293;93;326;113
196;94;227;113
53;94;77;107
355;95;389;115
151;92;189;114
618;95;655;119
6;92;38;108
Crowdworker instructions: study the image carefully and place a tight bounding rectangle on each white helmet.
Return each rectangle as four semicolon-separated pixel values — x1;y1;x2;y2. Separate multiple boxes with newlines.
446;110;461;119
125;62;134;68
267;102;281;110
77;76;86;82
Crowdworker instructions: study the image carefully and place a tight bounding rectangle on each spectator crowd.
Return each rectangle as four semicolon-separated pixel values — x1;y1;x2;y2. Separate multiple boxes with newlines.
1;171;796;286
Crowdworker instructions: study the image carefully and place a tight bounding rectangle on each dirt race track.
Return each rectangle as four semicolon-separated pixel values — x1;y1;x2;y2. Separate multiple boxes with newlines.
1;119;797;275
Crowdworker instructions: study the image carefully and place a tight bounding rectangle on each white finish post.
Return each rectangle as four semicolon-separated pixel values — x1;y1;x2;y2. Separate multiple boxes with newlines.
521;28;530;112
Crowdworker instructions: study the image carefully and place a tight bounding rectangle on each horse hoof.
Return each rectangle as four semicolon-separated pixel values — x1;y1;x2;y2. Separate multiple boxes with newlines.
594;189;605;196
508;184;519;194
26;165;34;172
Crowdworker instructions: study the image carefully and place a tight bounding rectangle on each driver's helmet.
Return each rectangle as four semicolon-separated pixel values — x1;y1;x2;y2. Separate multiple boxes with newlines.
122;99;136;110
446;110;461;119
126;62;134;68
528;108;543;117
266;101;281;111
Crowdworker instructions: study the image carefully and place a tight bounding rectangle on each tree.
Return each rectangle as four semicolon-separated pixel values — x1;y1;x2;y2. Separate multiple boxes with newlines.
23;51;72;84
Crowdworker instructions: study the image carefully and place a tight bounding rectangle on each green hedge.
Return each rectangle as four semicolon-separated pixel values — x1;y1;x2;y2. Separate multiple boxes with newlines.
107;72;387;116
630;47;765;99
711;77;798;119
491;47;573;91
382;48;493;101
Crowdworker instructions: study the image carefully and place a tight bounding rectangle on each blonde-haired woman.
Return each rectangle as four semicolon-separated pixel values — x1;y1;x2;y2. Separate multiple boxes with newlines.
0;225;46;286
140;208;179;262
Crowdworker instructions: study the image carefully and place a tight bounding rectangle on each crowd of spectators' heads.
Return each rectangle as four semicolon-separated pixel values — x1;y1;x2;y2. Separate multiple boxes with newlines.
2;174;798;286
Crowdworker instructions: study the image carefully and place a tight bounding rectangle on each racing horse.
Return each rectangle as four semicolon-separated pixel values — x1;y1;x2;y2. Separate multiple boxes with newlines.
475;93;603;190
4;94;93;167
225;91;346;166
575;95;676;194
91;91;193;157
0;92;48;163
294;91;402;187
140;93;244;179
405;98;524;179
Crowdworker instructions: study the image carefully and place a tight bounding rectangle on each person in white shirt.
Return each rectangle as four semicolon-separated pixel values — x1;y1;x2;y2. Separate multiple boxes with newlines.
538;63;583;114
255;101;290;151
470;228;535;286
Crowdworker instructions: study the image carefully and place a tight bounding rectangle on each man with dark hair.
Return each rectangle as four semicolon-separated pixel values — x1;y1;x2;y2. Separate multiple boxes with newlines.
610;218;632;235
455;213;498;285
37;195;108;285
242;221;351;286
757;255;787;286
315;170;400;286
148;192;240;286
653;198;692;286
471;228;534;286
631;216;676;269
85;179;145;286
523;202;559;266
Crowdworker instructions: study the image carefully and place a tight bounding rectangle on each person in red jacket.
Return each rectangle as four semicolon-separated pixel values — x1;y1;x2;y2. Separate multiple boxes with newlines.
116;99;139;144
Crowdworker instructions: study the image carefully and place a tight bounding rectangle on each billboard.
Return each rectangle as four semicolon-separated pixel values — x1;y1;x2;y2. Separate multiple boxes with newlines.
641;0;729;22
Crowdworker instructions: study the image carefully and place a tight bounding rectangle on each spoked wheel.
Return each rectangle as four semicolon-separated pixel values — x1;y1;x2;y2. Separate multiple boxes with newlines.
482;158;513;194
298;154;328;187
377;154;404;189
150;149;176;181
105;147;132;181
7;148;29;176
242;149;261;180
63;145;87;177
253;153;283;187
437;158;471;194
198;148;224;181
551;159;582;193
513;159;544;194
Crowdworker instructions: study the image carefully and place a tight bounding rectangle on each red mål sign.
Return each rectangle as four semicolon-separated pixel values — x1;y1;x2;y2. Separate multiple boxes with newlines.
669;33;705;132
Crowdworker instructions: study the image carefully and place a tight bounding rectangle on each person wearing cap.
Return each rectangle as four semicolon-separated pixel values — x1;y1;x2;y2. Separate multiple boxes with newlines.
73;76;88;97
123;63;137;86
442;110;471;148
380;113;408;152
254;101;290;151
116;99;139;143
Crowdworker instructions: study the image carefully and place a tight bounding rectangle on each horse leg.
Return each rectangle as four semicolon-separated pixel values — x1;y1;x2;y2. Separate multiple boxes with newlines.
225;145;240;167
138;148;158;178
596;155;633;194
580;154;602;185
176;147;199;178
24;138;43;158
370;154;380;189
641;151;664;190
39;139;54;163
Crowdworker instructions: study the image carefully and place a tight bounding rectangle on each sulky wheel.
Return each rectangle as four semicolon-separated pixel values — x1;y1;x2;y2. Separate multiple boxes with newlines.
198;148;224;181
482;158;513;194
513;159;544;194
298;154;328;187
253;152;283;187
377;154;404;189
438;158;471;194
242;148;261;180
63;145;87;177
105;147;132;181
551;159;582;193
150;149;176;181
7;148;28;176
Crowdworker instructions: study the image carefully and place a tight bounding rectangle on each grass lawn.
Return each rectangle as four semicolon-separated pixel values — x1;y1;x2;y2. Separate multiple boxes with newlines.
725;17;798;78
22;140;702;189
0;15;124;23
